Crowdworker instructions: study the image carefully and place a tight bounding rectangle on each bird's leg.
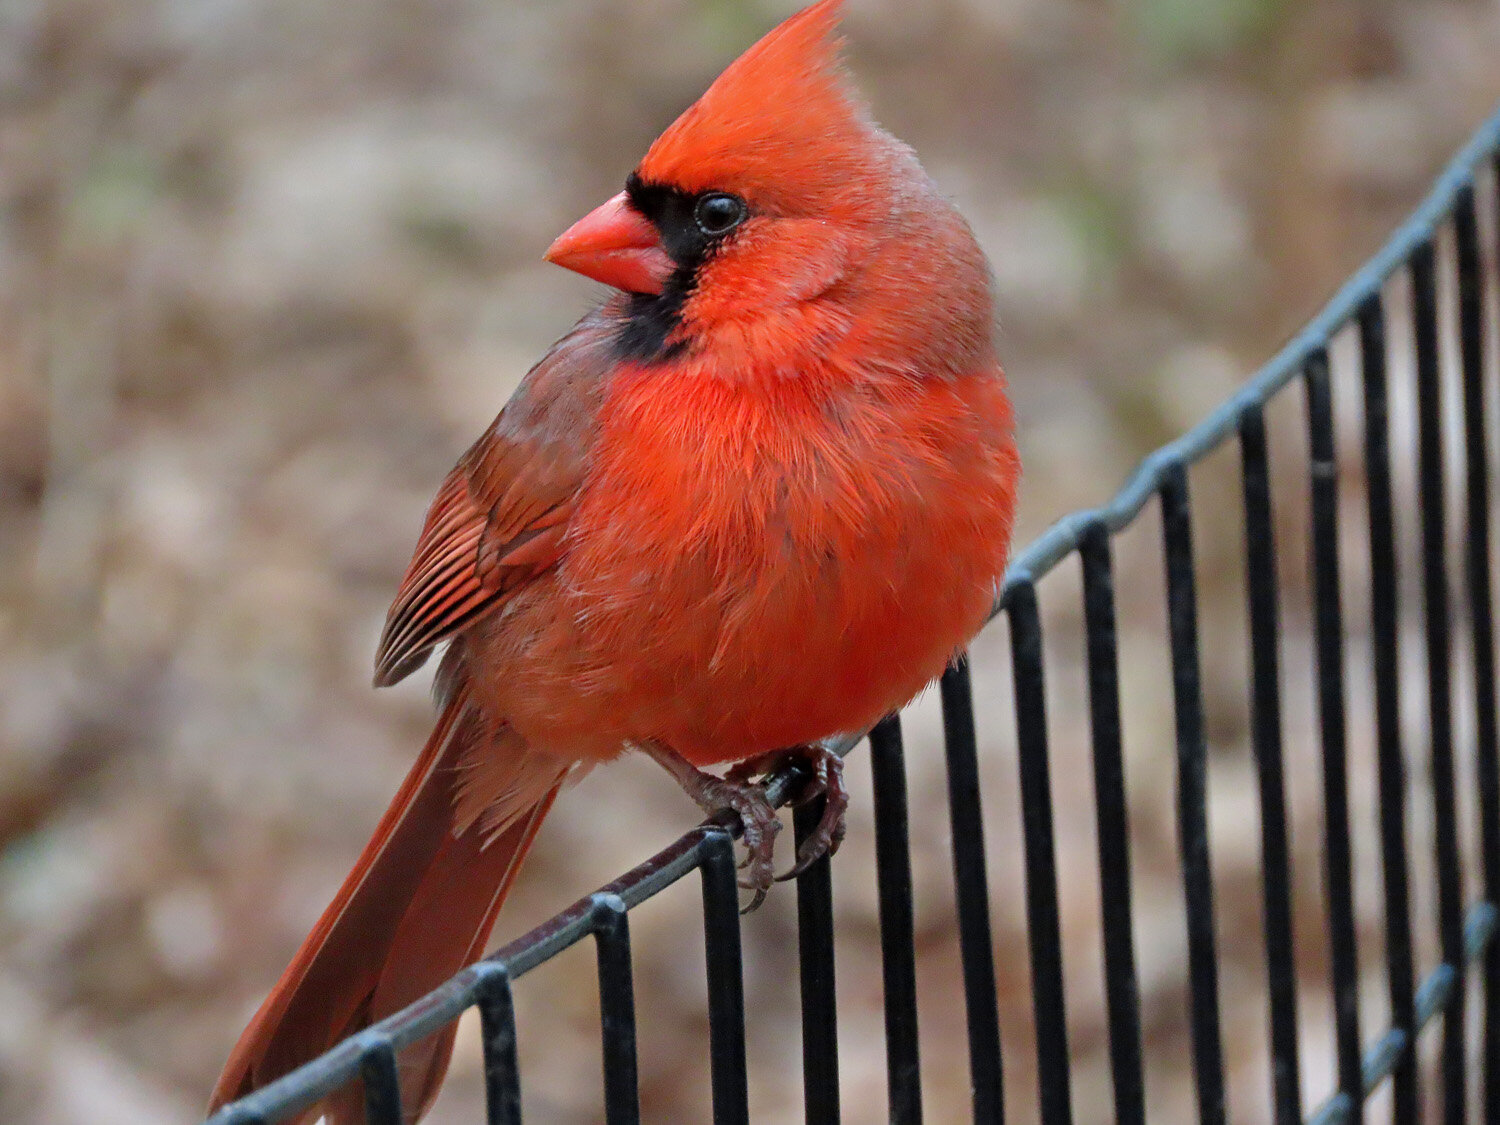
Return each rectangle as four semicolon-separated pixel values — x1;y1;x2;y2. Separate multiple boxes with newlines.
726;744;848;881
640;741;783;911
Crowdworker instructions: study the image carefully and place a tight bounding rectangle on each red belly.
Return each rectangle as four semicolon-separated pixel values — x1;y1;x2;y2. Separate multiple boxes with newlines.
471;364;1017;766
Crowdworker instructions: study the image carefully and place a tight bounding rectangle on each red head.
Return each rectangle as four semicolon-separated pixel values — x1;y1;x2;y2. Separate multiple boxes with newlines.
633;0;875;213
546;0;994;378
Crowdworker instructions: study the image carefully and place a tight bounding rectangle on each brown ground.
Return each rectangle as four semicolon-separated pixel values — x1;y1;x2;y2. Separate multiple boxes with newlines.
3;1;1500;1122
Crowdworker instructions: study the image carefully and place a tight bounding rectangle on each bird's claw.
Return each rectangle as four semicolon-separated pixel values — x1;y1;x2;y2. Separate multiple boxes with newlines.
723;744;849;883
774;746;848;881
683;773;782;911
699;745;850;908
726;787;781;912
646;740;847;911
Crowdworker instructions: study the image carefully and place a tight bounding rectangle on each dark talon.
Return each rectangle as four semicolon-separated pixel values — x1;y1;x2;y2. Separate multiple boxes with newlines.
641;739;847;908
776;747;848;881
732;798;779;908
776;813;848;882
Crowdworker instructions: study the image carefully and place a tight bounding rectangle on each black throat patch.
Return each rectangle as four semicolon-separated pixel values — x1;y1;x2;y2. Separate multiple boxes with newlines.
610;174;739;364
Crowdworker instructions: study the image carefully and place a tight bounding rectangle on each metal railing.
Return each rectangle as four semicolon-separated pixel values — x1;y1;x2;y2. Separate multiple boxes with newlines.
208;102;1500;1125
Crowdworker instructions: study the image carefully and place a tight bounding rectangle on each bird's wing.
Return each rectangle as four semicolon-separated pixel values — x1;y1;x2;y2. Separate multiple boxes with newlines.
374;312;618;686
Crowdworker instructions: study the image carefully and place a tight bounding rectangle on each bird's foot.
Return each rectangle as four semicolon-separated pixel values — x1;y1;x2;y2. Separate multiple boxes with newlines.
727;744;848;881
702;775;785;911
641;742;784;911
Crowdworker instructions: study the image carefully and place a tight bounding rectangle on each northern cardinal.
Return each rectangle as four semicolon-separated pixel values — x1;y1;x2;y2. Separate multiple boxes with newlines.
210;1;1018;1119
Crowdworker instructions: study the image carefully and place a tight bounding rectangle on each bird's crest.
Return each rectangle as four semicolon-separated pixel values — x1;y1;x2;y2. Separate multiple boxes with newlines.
636;0;877;211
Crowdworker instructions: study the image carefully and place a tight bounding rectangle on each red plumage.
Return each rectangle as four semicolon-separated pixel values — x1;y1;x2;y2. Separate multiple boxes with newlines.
211;2;1018;1119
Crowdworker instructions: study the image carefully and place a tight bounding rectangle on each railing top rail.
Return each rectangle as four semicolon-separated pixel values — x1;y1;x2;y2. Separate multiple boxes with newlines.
999;101;1500;596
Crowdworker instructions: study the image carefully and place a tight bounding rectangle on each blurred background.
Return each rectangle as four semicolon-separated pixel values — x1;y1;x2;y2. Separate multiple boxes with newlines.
3;0;1500;1121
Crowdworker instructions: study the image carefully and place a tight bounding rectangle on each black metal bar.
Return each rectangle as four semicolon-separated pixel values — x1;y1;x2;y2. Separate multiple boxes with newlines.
1456;180;1500;1124
592;894;641;1125
1304;348;1364;1118
940;660;1006;1124
1358;293;1419;1124
699;830;751;1125
474;964;522;1125
1412;239;1465;1124
795;796;841;1125
1008;581;1074;1125
869;716;924;1125
1078;523;1148;1125
358;1040;403;1125
1237;402;1303;1125
1159;463;1227;1125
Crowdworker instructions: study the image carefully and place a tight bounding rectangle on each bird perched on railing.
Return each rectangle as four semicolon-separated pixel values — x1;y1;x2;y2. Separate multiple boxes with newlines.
209;1;1018;1119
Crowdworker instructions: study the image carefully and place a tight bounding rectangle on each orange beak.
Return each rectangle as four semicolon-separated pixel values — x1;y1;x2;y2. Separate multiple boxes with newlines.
545;192;674;295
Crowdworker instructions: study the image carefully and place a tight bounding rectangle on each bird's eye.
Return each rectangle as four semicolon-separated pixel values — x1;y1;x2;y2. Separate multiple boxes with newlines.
694;192;747;236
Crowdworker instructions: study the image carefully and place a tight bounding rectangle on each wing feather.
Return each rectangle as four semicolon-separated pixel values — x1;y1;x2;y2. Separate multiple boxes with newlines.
373;311;618;687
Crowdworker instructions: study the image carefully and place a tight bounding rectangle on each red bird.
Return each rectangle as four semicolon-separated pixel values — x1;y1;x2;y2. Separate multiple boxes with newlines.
211;1;1018;1119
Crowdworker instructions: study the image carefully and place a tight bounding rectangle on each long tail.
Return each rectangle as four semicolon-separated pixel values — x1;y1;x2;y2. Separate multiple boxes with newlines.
209;680;565;1123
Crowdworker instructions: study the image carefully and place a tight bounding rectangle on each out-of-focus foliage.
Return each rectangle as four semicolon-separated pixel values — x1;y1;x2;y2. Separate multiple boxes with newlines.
1130;0;1287;65
2;0;1499;1121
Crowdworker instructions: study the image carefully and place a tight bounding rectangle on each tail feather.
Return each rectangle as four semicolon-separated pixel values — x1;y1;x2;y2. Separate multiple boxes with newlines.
209;682;563;1123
